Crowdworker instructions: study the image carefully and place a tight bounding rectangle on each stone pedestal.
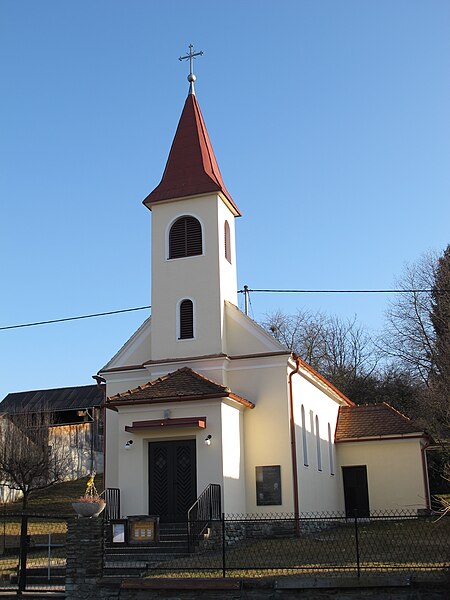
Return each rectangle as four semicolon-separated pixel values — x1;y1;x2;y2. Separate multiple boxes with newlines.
65;517;104;600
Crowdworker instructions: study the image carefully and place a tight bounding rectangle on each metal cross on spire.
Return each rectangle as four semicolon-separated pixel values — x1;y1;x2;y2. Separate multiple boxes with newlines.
179;44;204;95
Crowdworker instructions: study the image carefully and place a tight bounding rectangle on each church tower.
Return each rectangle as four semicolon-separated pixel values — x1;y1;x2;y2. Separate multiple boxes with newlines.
143;49;241;361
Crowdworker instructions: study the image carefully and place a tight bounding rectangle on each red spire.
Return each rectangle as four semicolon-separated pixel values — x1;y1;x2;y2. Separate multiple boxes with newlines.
143;94;241;216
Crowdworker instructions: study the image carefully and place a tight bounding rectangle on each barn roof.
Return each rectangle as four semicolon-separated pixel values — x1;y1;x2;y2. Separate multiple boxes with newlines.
0;385;104;414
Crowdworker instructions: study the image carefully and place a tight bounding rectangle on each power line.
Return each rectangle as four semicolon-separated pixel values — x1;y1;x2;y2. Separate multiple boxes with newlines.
0;306;151;331
2;287;448;332
237;288;439;294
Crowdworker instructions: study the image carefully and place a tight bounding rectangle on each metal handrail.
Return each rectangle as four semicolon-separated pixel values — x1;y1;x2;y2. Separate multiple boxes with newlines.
104;488;120;521
187;483;221;551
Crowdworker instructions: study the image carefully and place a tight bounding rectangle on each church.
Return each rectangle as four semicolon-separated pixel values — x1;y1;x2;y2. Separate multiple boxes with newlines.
99;52;431;522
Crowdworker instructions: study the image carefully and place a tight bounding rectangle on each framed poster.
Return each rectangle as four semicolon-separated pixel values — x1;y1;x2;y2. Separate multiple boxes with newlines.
256;465;282;506
108;520;128;545
127;515;159;544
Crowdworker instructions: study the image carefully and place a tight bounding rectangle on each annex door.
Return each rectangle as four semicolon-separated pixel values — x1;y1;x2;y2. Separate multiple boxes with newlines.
342;465;370;517
148;440;197;522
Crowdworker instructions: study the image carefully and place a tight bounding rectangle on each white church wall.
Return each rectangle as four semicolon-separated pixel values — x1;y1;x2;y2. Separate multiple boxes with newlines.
103;369;150;397
105;409;119;489
150;194;234;361
224;302;288;357
103;318;152;371
221;402;246;514
216;197;238;306
147;358;229;388
337;438;428;512
107;400;225;517
291;371;343;513
228;357;294;515
196;402;224;498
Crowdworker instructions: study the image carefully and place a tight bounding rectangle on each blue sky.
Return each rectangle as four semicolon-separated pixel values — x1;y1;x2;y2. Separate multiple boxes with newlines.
1;0;449;399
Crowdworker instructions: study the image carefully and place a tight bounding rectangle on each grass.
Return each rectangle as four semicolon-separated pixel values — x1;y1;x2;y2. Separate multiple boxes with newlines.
0;477;103;581
143;516;450;579
1;483;449;582
1;474;103;517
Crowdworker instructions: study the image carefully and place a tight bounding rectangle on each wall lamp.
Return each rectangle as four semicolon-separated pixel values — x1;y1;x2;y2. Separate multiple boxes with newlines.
124;440;134;450
204;435;212;446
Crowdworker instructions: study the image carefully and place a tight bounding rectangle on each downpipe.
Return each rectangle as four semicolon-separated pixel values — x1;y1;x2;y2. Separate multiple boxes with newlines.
288;356;301;534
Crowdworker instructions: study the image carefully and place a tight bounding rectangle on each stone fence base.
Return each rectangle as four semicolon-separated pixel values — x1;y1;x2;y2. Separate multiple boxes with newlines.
99;576;449;600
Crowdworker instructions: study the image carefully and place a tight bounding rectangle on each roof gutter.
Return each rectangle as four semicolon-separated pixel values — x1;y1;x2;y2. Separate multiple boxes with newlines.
288;356;301;529
336;433;426;443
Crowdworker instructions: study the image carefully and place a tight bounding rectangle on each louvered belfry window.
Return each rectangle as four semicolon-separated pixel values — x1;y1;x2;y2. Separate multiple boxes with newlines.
169;216;202;259
179;299;194;339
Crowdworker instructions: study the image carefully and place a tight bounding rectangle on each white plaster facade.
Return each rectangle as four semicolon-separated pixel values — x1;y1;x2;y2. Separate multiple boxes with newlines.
100;88;430;520
337;437;429;512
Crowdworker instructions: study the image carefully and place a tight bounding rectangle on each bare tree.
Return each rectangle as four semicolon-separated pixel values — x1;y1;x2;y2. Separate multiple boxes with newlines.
263;309;328;369
262;310;379;400
430;245;450;430
381;246;450;496
381;246;450;435
0;411;72;509
382;252;438;386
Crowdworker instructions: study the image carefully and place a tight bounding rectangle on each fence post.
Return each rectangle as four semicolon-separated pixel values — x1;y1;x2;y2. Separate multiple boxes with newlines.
66;516;104;600
354;509;360;579
47;532;52;581
18;513;29;593
221;513;226;578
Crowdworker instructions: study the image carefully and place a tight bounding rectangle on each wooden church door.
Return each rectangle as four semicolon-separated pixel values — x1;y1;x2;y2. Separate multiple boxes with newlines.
342;465;370;517
148;440;197;522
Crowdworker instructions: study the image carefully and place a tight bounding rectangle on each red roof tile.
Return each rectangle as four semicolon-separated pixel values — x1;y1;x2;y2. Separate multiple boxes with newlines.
335;403;424;441
107;367;253;408
143;94;241;216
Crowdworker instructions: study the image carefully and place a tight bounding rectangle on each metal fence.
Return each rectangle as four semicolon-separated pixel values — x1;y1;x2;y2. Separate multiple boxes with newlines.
0;513;68;592
105;510;450;579
2;510;448;589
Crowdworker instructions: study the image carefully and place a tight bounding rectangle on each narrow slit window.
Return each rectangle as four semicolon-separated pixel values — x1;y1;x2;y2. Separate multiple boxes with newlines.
224;220;231;263
315;415;322;471
179;299;194;339
328;423;335;475
169;216;202;259
301;405;308;466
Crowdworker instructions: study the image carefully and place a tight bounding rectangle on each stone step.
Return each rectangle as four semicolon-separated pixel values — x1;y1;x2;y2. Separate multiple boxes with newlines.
23;567;66;577
106;551;189;561
105;552;188;563
9;574;65;585
106;557;184;564
103;566;146;577
159;531;188;540
106;542;189;555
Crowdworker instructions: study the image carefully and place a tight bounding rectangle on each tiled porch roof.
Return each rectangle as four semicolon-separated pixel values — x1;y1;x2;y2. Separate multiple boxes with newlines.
107;367;254;408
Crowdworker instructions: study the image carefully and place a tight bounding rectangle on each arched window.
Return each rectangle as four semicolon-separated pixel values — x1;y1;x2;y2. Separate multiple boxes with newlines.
179;299;194;339
301;405;308;466
224;220;231;263
169;216;202;259
328;423;335;475
315;415;322;472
